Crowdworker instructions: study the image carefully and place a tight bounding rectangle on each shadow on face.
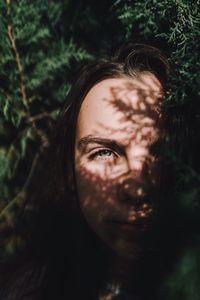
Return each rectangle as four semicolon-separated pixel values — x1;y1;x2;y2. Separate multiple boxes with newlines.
75;72;164;259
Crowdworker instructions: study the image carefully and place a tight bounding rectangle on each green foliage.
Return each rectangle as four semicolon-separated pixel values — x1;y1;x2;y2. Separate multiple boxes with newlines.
0;0;91;205
0;0;123;207
0;0;200;298
159;243;200;300
115;0;200;104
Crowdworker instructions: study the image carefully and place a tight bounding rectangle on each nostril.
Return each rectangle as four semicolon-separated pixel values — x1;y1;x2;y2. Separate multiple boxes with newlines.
118;178;148;207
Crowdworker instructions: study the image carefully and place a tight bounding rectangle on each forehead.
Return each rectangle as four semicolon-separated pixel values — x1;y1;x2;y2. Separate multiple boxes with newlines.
76;73;163;141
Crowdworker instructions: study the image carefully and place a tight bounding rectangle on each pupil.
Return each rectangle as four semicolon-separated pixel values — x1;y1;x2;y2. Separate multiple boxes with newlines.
100;150;111;156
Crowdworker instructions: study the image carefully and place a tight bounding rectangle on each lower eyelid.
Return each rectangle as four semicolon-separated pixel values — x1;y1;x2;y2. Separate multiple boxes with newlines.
89;149;117;160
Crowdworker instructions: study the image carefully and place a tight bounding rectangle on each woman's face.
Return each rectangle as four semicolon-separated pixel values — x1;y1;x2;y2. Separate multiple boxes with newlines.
74;72;163;259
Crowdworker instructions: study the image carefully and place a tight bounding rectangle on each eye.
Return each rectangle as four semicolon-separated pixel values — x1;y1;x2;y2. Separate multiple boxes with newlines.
89;149;117;161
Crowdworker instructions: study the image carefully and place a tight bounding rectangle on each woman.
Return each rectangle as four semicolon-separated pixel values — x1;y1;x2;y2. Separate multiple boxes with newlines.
1;42;171;300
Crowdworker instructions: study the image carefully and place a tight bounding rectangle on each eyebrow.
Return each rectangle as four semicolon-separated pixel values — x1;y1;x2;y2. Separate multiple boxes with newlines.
77;135;126;154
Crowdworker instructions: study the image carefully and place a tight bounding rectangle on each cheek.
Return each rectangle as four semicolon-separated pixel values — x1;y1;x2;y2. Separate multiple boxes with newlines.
75;166;119;223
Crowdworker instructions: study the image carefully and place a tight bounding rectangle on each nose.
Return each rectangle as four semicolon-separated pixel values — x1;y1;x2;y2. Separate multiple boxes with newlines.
118;173;148;207
126;145;149;173
117;145;151;205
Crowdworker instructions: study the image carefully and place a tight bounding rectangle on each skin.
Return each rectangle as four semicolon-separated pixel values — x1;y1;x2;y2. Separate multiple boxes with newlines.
74;72;163;261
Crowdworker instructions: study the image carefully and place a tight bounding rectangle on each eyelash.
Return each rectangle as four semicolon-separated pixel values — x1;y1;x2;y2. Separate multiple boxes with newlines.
88;148;118;161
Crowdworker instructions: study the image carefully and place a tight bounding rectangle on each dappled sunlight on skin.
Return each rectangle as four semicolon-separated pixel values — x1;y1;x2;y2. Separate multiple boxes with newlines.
75;73;163;259
100;75;163;139
75;160;159;258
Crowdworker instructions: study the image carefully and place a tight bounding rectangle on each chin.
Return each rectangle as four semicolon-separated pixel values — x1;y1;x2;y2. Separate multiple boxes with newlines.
112;239;147;261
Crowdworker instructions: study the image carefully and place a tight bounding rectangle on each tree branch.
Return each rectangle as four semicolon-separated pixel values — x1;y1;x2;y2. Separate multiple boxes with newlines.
6;0;49;148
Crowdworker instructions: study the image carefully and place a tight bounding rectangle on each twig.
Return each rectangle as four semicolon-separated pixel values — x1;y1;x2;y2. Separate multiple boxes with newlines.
7;25;28;110
27;112;52;123
6;0;49;148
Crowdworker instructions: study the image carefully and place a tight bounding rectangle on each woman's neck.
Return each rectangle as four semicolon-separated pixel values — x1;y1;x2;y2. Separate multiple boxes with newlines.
101;249;158;298
106;255;143;291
